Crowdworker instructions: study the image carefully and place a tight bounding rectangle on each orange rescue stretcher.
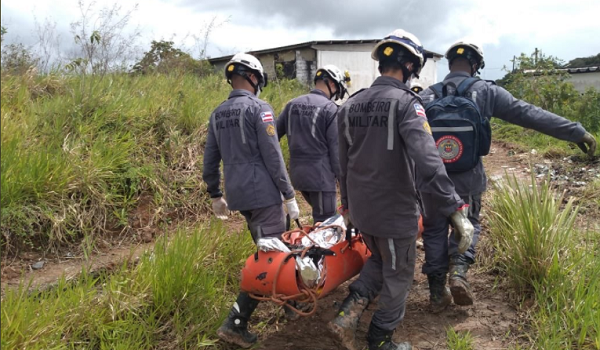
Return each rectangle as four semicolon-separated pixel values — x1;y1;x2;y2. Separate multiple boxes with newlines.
240;216;423;317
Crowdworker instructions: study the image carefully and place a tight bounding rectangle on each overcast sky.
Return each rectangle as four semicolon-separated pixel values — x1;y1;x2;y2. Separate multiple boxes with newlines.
2;0;599;81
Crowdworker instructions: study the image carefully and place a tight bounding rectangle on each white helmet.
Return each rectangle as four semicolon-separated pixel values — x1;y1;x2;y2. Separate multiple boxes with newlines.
445;41;485;73
314;64;351;100
225;52;268;93
371;29;426;76
410;81;424;94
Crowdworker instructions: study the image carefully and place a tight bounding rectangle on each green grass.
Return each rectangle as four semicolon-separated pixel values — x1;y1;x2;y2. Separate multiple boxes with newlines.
0;221;254;350
0;72;307;252
487;174;579;294
446;328;474;350
492;121;600;158
487;174;599;349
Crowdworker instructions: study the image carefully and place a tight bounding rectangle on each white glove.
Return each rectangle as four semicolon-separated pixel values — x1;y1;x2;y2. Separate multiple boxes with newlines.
211;197;229;220
449;205;474;254
283;198;300;220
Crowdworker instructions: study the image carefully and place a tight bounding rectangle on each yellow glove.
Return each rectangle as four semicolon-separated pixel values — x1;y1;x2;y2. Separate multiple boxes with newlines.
578;132;597;157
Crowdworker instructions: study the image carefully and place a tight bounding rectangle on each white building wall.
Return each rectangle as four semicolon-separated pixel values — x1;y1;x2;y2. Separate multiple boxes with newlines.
314;43;439;96
565;72;600;93
410;57;439;89
316;49;378;96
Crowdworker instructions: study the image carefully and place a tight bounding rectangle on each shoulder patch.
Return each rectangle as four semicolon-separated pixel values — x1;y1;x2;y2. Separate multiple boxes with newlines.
266;124;276;136
406;88;422;99
413;103;426;118
260;111;274;123
423;120;432;135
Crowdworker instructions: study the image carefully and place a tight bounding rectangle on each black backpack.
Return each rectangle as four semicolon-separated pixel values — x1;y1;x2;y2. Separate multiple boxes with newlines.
425;77;491;172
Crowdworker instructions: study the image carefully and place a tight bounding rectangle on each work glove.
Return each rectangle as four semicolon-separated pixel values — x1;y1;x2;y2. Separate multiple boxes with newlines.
283;197;300;221
449;205;474;254
337;205;352;228
577;132;597;157
211;197;229;220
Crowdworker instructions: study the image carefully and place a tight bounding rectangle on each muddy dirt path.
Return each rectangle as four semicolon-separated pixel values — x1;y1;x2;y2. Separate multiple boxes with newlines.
251;142;534;350
0;141;550;349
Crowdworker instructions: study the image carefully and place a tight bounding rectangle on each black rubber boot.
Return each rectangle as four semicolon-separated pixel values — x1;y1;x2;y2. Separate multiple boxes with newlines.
366;322;412;350
328;291;370;350
427;272;452;313
449;254;474;306
217;292;260;348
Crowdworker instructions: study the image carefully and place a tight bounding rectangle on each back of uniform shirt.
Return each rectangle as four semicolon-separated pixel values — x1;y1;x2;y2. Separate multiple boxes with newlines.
277;90;340;192
339;84;419;237
204;90;294;211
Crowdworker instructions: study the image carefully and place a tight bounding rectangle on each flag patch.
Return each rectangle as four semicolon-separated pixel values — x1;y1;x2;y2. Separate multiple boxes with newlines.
261;111;274;123
414;104;426;118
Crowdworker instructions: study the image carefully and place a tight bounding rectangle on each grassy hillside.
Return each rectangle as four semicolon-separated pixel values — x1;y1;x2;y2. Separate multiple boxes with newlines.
0;72;307;253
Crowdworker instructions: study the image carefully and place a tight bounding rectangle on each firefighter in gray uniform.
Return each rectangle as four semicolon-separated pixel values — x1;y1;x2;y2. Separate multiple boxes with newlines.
328;30;475;350
419;40;597;313
202;52;300;349
277;65;350;223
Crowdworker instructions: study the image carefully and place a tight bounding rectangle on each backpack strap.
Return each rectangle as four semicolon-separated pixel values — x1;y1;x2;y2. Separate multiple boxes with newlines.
442;82;458;97
456;77;480;97
348;88;367;99
430;82;444;99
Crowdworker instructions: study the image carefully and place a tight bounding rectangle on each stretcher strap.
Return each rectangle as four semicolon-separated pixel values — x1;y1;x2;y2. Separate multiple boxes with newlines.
249;224;350;317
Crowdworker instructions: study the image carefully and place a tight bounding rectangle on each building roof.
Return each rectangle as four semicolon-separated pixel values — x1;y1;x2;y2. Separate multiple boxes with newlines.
563;66;599;74
208;39;443;63
523;66;599;75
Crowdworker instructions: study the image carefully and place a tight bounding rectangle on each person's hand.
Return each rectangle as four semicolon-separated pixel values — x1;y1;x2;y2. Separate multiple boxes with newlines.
578;132;597;157
211;197;229;220
284;198;300;220
338;205;352;228
449;205;474;254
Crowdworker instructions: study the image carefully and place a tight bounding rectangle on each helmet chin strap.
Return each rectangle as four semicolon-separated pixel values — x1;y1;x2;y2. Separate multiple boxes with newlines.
240;71;260;95
323;78;340;101
400;64;413;84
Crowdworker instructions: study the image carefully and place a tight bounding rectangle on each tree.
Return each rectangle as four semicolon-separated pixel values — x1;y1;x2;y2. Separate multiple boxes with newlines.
565;53;600;68
33;16;63;73
191;16;230;59
1;27;39;75
68;0;141;75
131;40;211;75
497;49;599;133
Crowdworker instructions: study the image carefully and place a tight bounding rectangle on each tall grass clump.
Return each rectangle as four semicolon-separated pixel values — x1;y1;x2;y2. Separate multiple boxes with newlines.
487;174;578;293
1;222;254;349
1;70;307;253
488;174;598;348
446;328;474;350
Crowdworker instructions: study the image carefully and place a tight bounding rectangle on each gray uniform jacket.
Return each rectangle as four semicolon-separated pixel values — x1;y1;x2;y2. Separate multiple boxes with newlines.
421;71;587;196
203;89;295;211
277;89;340;192
338;76;464;238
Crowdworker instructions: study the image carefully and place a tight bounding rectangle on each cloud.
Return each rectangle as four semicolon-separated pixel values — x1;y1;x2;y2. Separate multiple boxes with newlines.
2;0;599;80
173;0;474;49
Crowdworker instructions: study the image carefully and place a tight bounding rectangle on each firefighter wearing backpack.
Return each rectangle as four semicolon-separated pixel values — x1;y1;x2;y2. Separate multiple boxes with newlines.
277;65;350;223
329;29;475;350
419;41;597;313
